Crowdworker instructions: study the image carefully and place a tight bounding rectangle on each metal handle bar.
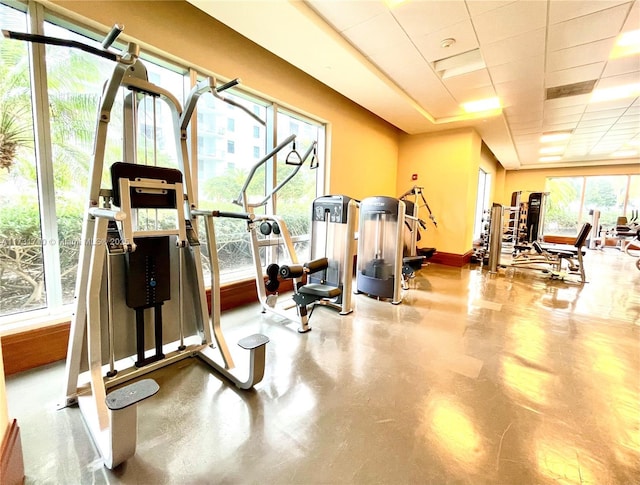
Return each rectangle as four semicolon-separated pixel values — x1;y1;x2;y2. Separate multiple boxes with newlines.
3;29;121;62
241;138;318;208
181;77;265;131
192;209;254;220
101;24;124;49
233;134;296;206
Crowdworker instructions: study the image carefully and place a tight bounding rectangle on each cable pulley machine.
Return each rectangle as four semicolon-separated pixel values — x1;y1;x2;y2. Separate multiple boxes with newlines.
3;24;268;469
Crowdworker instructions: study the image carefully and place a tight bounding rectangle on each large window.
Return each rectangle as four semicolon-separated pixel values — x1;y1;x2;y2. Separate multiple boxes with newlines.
0;3;42;316
0;1;324;322
544;174;639;235
473;169;491;241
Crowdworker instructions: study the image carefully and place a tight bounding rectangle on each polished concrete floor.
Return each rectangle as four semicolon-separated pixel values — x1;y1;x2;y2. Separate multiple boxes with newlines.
6;248;640;484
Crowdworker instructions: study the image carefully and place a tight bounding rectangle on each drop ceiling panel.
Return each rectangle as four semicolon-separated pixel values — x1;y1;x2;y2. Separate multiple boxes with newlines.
489;56;545;84
547;4;631;51
342;11;408;58
586;98;638;111
546;38;617;72
578;117;620;128
391;0;470;38
306;0;385;32
480;28;545;67
622;2;640;30
472;1;547;45
596;71;640;87
545;62;606;88
495;80;545;104
543;113;583;125
466;1;517;17
413;19;479;62
545;104;587;117
548;0;630;24
542;121;581;131
505;110;544;123
580;108;627;120
602;56;640;77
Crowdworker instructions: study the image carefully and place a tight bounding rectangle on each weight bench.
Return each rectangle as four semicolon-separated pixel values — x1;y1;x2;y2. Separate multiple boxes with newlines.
532;222;592;283
279;257;342;333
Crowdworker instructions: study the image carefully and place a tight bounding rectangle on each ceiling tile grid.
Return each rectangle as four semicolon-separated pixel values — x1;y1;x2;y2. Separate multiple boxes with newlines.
195;0;640;168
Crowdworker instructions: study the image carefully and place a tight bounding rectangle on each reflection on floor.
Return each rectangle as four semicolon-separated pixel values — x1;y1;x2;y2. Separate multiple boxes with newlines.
6;249;640;484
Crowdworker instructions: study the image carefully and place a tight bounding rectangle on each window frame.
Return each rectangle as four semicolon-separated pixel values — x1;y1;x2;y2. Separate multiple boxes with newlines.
0;0;327;325
544;174;639;236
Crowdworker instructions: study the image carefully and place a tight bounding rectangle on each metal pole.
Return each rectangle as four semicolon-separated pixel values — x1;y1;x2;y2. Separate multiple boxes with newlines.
488;204;503;274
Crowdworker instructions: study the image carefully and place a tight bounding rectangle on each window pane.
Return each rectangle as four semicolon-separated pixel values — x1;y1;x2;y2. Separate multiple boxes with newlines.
582;175;627;230
275;110;321;261
195;89;267;282
43;22;114;304
0;4;46;316
625;175;639;220
544;177;584;235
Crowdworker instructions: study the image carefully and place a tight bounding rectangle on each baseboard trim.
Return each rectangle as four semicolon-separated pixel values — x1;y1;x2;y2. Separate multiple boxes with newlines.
2;322;69;375
429;250;473;267
0;419;24;485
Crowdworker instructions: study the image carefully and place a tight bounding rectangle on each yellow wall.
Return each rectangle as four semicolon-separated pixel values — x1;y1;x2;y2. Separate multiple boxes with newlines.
397;129;483;255
503;164;640;204
49;0;400;200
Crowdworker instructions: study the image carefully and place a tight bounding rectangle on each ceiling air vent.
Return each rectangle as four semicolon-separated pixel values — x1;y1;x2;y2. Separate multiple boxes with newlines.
546;80;597;100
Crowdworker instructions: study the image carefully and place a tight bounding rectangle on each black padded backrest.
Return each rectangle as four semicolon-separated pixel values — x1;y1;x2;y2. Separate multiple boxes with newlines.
532;241;543;254
111;162;183;209
574;223;592;248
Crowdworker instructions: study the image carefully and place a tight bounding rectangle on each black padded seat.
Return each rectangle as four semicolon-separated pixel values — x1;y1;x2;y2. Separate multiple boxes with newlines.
403;255;425;271
540;243;586;256
418;247;436;259
299;283;341;299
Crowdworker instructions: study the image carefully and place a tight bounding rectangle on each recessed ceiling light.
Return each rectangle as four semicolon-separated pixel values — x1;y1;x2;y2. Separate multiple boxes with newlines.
539;156;562;162
434;49;485;79
610;29;640;58
539;146;565;154
591;83;640;103
540;132;572;143
612;149;638;157
461;97;501;113
384;0;408;8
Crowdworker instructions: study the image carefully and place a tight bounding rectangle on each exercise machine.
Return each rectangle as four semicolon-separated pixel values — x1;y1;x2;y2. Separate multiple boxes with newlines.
233;136;340;332
277;195;357;330
503;191;548;255
355;196;406;304
488;203;591;283
399;186;438;283
4;26;268;469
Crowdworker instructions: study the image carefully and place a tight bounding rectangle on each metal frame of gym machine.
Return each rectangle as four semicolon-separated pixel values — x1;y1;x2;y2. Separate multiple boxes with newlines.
232;139;355;333
4;26;269;469
398;186;438;287
488;204;590;283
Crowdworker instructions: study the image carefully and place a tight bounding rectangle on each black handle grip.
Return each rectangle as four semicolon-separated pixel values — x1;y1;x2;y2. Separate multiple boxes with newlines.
216;78;240;93
3;30;119;62
212;210;252;220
